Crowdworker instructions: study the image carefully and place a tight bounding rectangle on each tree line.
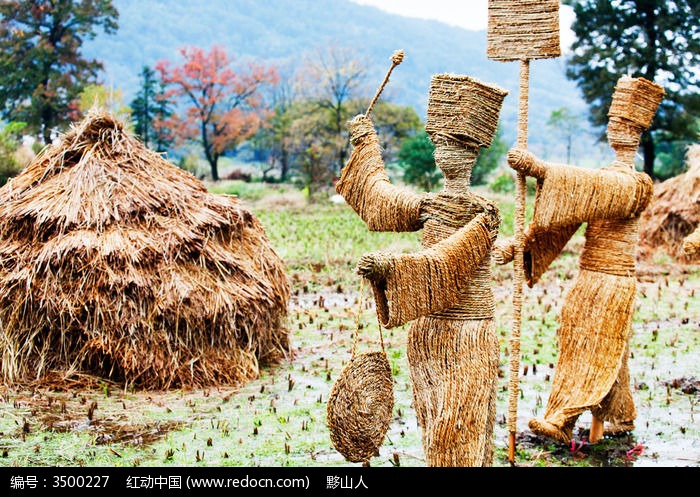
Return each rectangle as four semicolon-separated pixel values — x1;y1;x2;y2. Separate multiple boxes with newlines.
0;0;698;190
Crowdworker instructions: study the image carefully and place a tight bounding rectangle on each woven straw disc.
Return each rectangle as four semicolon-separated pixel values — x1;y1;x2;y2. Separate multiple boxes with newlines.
326;351;394;463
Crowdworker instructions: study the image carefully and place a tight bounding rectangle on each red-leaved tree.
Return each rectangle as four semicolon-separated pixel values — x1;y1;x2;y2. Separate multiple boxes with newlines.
156;45;279;181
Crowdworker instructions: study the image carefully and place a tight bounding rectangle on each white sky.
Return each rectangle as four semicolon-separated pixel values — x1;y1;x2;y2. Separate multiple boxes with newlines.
351;0;576;50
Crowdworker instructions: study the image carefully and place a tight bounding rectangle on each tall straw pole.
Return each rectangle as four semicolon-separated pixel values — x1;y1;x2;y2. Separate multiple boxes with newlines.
508;58;529;464
486;0;560;466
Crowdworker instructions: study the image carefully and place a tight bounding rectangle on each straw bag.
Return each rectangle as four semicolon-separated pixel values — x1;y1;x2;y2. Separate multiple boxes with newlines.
326;281;394;464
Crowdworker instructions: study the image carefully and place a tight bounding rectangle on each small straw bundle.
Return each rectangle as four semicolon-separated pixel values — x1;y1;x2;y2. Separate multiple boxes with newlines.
683;227;700;257
425;74;508;148
326;282;394;464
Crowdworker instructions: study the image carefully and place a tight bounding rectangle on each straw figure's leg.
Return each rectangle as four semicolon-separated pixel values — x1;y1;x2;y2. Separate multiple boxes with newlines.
408;315;499;466
529;265;637;444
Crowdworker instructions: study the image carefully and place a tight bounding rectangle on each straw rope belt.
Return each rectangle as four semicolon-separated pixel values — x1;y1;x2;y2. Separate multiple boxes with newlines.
580;217;640;276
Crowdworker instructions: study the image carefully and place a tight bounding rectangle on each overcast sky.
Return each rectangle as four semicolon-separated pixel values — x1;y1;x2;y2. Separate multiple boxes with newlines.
350;0;575;51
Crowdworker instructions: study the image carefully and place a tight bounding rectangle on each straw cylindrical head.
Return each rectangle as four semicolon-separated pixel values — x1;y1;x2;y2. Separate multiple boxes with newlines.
608;76;665;130
425;73;508;148
487;0;561;61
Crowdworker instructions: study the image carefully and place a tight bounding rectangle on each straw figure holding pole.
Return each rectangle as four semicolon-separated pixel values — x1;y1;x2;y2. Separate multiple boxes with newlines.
336;53;508;465
495;76;665;445
486;0;561;464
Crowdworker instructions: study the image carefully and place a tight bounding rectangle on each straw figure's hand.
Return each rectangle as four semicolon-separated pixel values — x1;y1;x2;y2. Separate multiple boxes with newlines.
507;148;547;179
349;114;377;146
492;237;515;265
356;252;388;282
481;199;502;243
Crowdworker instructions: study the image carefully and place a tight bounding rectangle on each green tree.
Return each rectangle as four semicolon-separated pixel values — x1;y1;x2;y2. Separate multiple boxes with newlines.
371;101;424;163
473;125;507;186
249;63;298;182
398;131;441;192
546;107;584;164
0;0;119;145
0;121;27;185
286;99;338;197
130;65;174;152
563;0;700;179
75;84;131;121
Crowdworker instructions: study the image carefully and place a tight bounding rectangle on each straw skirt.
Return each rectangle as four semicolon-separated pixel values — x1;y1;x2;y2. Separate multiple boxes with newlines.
408;316;499;466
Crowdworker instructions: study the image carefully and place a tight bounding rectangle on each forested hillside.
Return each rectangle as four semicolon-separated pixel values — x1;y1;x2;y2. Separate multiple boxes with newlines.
83;0;606;161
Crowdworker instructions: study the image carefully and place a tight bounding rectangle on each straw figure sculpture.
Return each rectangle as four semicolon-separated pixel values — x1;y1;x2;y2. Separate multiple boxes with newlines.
0;109;290;389
336;73;507;466
495;76;665;445
638;143;700;263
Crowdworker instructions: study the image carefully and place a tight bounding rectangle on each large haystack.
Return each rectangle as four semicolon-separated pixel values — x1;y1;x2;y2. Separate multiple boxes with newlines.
0;110;290;389
639;144;700;262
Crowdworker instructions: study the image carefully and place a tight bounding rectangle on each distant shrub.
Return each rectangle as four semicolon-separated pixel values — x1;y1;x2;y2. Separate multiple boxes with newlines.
0;122;26;185
398;131;441;191
489;170;515;193
224;169;252;182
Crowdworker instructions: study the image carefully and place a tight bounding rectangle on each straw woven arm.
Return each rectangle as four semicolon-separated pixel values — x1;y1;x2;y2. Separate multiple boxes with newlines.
508;148;653;229
357;210;497;328
336;115;427;232
493;223;581;286
507;148;547;179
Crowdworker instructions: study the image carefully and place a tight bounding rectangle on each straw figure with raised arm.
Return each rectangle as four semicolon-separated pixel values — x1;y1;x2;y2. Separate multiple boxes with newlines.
335;70;508;466
494;75;665;445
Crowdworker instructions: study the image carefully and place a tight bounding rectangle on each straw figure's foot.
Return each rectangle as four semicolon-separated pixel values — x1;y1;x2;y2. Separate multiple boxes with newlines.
528;418;571;445
604;421;635;437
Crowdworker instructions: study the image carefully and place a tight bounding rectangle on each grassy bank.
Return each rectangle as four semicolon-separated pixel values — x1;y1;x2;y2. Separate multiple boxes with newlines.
1;183;697;467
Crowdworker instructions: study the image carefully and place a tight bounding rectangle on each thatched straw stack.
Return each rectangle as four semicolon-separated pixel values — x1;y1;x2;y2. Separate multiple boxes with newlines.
639;143;700;262
0;110;290;389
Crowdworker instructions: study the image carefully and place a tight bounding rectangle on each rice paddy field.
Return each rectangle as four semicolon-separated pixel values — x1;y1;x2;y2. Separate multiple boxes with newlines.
0;182;698;469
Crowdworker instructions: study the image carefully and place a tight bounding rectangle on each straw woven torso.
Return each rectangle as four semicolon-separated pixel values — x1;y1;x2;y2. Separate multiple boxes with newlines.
420;192;496;320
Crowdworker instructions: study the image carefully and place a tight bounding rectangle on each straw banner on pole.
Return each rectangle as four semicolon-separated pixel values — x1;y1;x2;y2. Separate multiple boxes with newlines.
487;0;561;465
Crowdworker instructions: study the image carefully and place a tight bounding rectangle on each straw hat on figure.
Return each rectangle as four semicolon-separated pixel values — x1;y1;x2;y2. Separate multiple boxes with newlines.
336;73;507;466
495;75;665;444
